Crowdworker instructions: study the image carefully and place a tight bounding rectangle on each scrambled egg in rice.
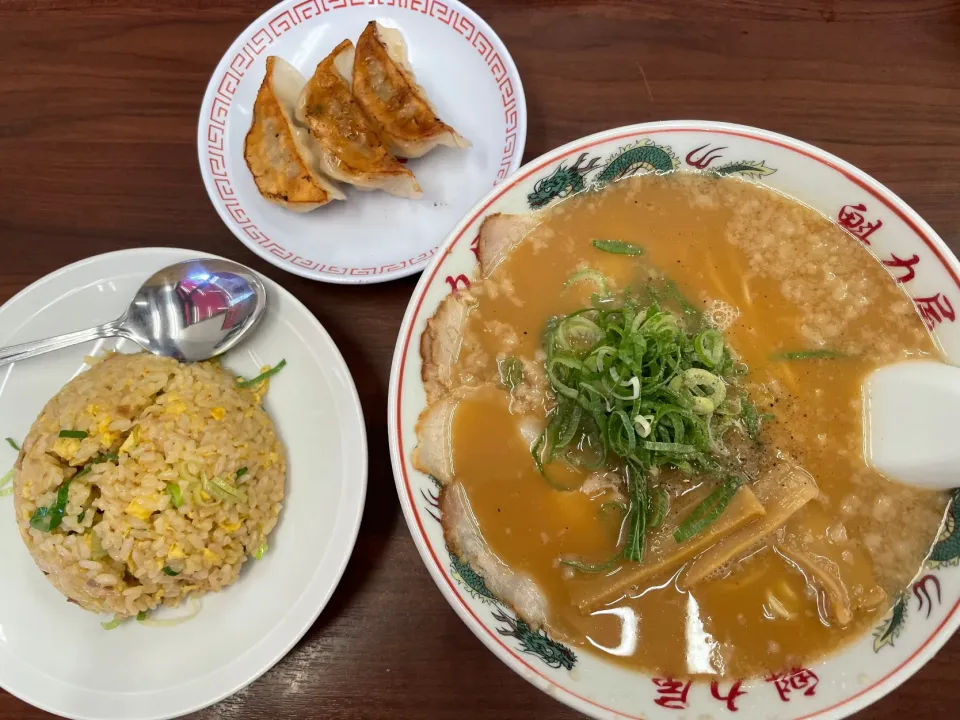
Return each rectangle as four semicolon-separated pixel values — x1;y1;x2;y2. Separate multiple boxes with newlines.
12;352;286;621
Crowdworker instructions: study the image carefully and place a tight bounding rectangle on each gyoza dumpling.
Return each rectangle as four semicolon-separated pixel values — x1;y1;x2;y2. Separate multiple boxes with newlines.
352;21;470;159
243;56;345;212
296;40;422;199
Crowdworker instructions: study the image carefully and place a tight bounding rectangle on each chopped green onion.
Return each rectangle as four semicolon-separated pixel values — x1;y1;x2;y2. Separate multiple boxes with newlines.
531;433;546;476
664;279;701;320
101;616;122;631
772;349;847;360
529;428;580;491
668;368;726;413
554;406;583;450
29;480;71;532
647;487;669;529
58;430;87;439
253;541;268;560
740;392;761;441
136;598;201;627
166;483;183;508
674;478;742;543
557;317;603;352
623;467;648;562
236;359;287;388
0;467;14;496
560;550;623;573
540;291;751;568
497;356;524;390
77;511;85;523
565;269;611;296
608;410;637;457
5;437;20;451
592;239;644;256
640;440;696;454
205;475;247;504
236;466;248;480
695;329;724;369
136;610;149;622
162;566;180;577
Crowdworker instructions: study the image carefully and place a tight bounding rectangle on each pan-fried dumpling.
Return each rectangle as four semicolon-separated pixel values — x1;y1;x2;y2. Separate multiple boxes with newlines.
352;21;470;159
243;56;345;212
296;40;422;199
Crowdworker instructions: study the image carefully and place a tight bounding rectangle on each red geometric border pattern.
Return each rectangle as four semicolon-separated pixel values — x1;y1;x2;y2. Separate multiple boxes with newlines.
204;0;520;277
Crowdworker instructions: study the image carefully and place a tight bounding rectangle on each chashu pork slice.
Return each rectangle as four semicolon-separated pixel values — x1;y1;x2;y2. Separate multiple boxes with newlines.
352;21;470;159
442;482;549;628
413;384;548;629
419;212;539;403
412;389;461;485
243;56;345;211
419;292;469;404
296;40;422;199
476;213;539;277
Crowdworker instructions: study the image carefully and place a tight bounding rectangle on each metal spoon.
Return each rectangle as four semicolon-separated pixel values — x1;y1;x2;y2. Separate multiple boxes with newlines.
0;258;267;366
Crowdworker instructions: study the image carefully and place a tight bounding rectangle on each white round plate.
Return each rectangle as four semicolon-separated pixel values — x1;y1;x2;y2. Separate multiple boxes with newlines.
388;121;960;719
198;0;526;285
0;248;367;720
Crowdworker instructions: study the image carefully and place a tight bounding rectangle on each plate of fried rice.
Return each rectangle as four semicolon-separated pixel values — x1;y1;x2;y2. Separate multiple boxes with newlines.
0;248;367;720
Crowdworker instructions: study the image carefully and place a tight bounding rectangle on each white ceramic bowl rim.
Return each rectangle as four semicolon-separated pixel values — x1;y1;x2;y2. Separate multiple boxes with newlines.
388;120;960;720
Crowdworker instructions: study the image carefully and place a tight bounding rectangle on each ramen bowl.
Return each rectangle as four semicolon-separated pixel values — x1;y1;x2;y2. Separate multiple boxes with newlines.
387;121;960;719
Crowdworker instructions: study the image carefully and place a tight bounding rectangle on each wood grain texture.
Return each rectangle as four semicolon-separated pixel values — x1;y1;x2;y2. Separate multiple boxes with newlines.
0;0;958;717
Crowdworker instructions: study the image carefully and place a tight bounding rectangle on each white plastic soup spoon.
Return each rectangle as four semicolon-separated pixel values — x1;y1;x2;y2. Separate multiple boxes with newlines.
864;359;960;491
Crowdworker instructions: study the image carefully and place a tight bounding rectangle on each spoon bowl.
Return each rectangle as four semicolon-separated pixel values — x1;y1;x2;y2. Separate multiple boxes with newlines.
0;258;267;366
864;359;960;491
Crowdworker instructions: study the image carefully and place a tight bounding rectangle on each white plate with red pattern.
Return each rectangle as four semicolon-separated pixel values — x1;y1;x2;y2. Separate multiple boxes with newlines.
198;0;526;284
388;121;960;719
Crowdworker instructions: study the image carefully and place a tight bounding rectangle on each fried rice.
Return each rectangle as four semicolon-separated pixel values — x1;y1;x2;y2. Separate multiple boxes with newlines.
12;352;285;618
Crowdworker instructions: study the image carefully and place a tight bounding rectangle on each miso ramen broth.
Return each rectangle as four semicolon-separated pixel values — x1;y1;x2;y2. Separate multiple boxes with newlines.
417;172;949;679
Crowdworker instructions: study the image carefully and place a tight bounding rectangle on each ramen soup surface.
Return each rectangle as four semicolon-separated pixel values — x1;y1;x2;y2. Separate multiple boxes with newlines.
439;172;949;678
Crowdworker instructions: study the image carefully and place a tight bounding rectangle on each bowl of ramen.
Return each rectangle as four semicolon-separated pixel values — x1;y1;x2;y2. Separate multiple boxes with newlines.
388;121;960;719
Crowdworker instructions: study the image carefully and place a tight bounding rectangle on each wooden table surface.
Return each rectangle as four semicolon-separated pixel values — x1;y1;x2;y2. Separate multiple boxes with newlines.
1;0;959;717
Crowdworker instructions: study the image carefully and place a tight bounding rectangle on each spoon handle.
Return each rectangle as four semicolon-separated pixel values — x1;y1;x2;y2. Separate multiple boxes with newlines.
0;319;126;367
